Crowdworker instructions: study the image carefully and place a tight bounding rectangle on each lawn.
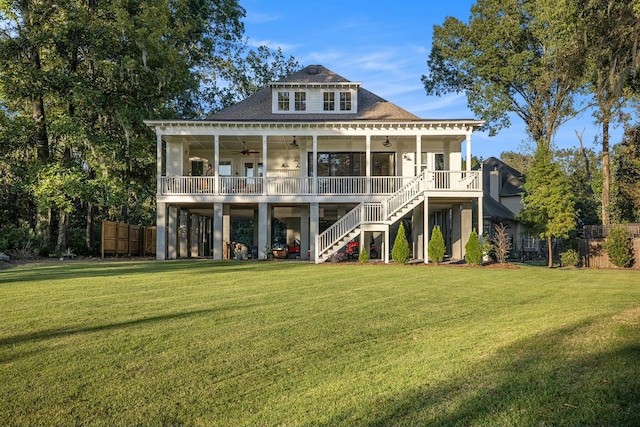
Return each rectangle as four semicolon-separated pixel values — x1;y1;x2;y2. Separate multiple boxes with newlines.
1;260;639;426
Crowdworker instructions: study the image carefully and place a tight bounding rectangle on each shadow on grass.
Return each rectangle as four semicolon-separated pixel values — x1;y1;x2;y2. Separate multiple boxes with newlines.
334;316;640;426
0;259;312;285
0;304;255;351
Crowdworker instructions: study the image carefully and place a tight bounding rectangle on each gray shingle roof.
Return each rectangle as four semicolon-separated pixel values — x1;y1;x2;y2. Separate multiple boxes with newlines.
206;65;421;122
477;157;524;197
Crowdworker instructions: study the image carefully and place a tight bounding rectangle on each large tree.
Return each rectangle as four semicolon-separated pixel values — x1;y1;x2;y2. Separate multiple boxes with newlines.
578;0;640;225
517;147;577;267
610;123;640;223
0;0;246;253
422;0;585;151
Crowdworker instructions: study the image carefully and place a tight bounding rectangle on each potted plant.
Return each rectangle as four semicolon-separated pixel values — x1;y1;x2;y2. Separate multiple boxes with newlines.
263;244;274;260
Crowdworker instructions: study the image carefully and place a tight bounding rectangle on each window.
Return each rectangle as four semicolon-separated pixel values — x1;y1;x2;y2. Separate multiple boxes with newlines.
372;153;395;176
323;92;335;111
309;152;365;176
277;91;290;111
294;92;306;111
339;92;352;111
191;160;204;176
219;161;232;176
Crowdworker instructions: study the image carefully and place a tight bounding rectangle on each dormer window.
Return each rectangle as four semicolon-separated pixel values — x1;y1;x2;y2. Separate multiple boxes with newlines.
294;92;306;111
323;92;335;111
277;91;290;111
271;84;358;114
340;92;352;111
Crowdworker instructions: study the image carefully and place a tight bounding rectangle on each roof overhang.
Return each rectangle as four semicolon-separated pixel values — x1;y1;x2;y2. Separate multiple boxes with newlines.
144;119;485;134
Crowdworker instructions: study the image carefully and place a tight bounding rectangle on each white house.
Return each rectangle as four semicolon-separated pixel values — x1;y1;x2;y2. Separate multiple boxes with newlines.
145;65;484;263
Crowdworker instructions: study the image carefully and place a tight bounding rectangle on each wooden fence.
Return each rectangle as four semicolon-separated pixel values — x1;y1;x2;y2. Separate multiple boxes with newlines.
581;224;640;269
101;221;156;257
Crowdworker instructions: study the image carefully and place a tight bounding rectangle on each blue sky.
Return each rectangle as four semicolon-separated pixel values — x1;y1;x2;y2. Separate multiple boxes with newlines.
240;0;621;160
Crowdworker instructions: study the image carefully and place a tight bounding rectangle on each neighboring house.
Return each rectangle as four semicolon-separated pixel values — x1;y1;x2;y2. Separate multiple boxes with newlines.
144;65;485;263
476;157;537;254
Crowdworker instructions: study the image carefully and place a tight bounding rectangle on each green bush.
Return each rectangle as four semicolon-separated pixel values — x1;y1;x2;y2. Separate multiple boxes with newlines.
358;247;369;264
464;228;483;265
603;227;634;268
391;222;410;264
560;248;580;267
428;225;446;264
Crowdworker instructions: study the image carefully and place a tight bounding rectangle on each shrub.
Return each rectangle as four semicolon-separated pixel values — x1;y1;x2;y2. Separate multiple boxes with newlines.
603;227;634;268
491;223;512;264
358;247;369;264
560;248;580;267
482;239;494;262
428;225;446;264
391;222;410;264
464;228;483;265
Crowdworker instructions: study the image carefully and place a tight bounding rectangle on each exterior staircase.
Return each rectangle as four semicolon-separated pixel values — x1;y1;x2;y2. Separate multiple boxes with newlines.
315;171;427;263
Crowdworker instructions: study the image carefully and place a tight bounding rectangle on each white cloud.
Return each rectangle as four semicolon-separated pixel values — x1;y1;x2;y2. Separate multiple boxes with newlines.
246;38;300;52
245;12;280;24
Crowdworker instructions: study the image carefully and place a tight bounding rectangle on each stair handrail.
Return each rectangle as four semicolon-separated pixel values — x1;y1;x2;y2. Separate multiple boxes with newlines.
316;171;428;261
383;169;426;221
317;204;362;257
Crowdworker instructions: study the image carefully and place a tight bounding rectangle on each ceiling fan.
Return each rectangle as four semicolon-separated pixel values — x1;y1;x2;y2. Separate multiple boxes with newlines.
233;141;260;156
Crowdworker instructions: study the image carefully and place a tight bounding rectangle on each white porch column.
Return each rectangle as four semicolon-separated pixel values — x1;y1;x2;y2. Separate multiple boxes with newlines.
223;205;231;258
300;204;310;260
451;204;462;259
258;203;268;258
190;214;199;257
156;202;167;260
312;135;318;194
156;131;163;195
214;134;220;193
424;196;430;264
478;194;484;241
412;202;425;260
365;134;371;194
167;206;178;260
262;135;268;195
416;134;422;176
179;210;189;258
465;133;472;171
212;203;223;260
310;202;319;261
461;203;473;260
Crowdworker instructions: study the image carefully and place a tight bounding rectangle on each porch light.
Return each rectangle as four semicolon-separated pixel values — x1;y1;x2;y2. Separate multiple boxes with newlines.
382;137;391;147
291;136;298;147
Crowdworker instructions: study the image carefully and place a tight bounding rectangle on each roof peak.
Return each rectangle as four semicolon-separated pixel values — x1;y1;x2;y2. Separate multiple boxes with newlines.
273;65;354;84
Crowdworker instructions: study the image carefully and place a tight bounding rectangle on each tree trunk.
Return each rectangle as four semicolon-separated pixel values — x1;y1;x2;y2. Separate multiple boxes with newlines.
547;236;553;268
602;118;611;225
57;209;68;251
86;202;94;253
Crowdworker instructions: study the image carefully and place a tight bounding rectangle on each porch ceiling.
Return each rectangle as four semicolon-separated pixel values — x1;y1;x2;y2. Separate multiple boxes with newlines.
164;134;466;151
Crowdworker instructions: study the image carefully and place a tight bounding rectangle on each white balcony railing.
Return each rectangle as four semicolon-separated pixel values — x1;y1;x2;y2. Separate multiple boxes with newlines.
160;170;481;196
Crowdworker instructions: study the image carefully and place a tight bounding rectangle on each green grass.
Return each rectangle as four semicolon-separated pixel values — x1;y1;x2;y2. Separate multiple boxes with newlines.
1;260;639;426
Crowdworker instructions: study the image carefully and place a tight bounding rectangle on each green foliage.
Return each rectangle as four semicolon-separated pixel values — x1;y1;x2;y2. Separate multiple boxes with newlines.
560;249;581;268
358;247;369;264
428;225;446;264
391;222;410;264
518;147;577;267
0;221;42;253
603;227;634;268
556;146;602;226
0;0;297;253
611;125;640;223
464;228;482;265
423;0;584;149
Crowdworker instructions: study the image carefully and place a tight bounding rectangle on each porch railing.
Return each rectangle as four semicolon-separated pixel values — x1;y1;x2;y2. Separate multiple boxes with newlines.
160;170;480;196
